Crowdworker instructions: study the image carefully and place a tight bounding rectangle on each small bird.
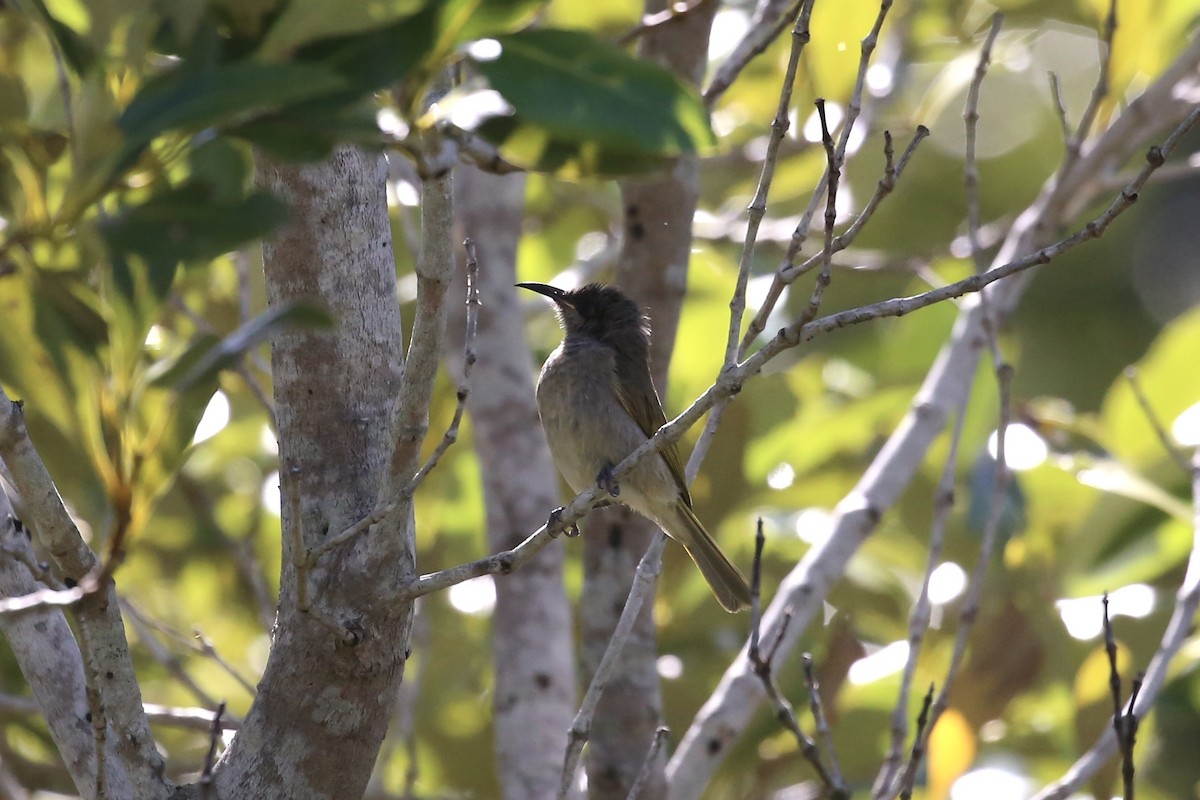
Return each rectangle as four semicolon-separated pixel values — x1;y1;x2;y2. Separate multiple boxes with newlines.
518;281;751;612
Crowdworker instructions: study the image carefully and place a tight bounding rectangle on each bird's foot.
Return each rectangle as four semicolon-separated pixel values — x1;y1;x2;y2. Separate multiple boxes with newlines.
596;465;620;498
548;506;581;538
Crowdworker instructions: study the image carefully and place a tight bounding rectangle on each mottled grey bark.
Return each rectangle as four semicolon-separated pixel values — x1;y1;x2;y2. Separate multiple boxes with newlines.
206;146;415;799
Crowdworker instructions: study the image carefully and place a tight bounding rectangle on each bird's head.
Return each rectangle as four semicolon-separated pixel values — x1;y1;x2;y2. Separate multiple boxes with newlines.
517;282;650;352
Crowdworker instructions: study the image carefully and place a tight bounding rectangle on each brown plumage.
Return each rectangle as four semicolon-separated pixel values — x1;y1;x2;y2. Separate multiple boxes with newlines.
519;281;751;612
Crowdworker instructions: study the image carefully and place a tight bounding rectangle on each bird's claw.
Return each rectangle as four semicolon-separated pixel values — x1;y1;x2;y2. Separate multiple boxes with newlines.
597;465;620;498
548;507;581;538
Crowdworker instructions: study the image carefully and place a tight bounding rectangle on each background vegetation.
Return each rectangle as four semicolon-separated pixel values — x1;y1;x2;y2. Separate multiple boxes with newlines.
1;0;1198;797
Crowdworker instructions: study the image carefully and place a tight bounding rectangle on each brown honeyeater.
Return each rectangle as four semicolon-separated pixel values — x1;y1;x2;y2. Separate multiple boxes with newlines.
519;282;751;613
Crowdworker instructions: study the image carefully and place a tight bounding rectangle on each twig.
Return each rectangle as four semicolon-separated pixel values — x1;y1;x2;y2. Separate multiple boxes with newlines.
626;726;670;800
1124;367;1191;472
384;164;455;489
723;0;815;368
908;368;1012;795
795;98;841;326
1068;0;1119;166
434;123;524;175
739;0;900;352
703;0;809;106
1032;447;1200;798
1047;71;1072;145
0;392;99;580
170;298;277;428
123;601;220;709
839;0;895;155
0;695;239;732
961;13;1008;395
689;0;816;481
199;702;225;800
740;125;929;351
399;603;431;798
747;521;844;796
557;534;666;799
401;238;480;495
0;581;89;616
618;0;715;45
1123;674;1143;800
873;407;970;799
194;630;257;697
285;470;354;643
896;685;935;799
1103;594;1140;800
963;14;1004;275
802;654;844;790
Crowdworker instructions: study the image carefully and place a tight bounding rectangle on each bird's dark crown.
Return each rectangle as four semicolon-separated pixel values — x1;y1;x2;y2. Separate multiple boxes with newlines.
520;282;651;351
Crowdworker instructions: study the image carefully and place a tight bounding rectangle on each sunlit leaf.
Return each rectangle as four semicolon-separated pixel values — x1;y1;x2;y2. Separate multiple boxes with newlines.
433;0;545;53
117;62;348;166
101;184;290;284
460;28;716;176
150;302;333;391
257;0;427;60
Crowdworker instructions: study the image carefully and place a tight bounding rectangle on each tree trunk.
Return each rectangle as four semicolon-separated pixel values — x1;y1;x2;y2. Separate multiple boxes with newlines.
208;146;415;799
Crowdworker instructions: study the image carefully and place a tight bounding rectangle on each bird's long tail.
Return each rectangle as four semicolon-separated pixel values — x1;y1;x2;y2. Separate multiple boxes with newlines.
665;502;752;613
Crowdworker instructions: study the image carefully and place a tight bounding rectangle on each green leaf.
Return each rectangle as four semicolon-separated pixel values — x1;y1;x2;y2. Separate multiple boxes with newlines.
187;137;250;202
291;5;439;98
0;75;29;123
150;302;333;391
118;62;348;166
101;183;290;279
24;0;98;75
257;0;427;60
461;28;716;176
228;100;383;161
433;0;545;54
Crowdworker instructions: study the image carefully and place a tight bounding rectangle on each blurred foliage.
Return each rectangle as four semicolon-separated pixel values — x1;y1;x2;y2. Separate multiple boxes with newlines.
0;0;1199;798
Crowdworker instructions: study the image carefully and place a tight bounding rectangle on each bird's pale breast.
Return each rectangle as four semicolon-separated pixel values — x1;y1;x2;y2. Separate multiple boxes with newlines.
535;341;679;518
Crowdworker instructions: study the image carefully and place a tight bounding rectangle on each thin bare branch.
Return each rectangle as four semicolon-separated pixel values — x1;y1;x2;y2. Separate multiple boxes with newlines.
618;0;715;46
703;0;810;106
963;14;1004;275
887;364;1013;800
873;407;970;799
747;522;844;797
1124;367;1191;472
626;727;670;800
1033;448;1200;799
795;98;841;326
557;534;666;799
1069;0;1119;163
740;125;929;351
1047;71;1072;144
896;685;935;799
802;654;844;791
284;471;354;643
385;166;456;491
123;603;220;710
691;0;817;482
737;0;900;355
199;702;225;800
400;238;481;495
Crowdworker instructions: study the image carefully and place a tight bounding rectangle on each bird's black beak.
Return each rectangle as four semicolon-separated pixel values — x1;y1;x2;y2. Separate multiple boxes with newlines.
516;282;568;305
